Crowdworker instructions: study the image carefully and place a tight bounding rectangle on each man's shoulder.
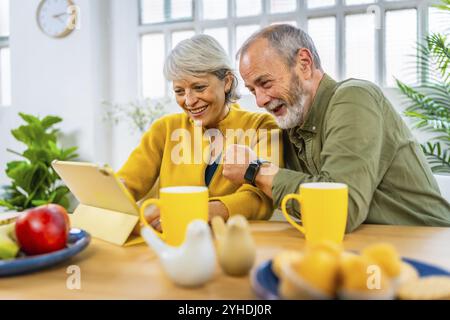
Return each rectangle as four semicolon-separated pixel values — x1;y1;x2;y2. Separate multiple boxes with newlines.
327;78;385;112
335;78;382;99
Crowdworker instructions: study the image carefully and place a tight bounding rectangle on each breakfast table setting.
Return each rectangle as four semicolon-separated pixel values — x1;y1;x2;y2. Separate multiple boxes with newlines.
1;218;450;300
1;165;450;300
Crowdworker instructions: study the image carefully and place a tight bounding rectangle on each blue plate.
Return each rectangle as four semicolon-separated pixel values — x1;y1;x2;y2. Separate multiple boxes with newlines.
0;228;91;277
251;258;450;300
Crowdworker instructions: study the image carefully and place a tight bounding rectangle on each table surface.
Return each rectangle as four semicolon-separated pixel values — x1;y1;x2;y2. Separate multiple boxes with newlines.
1;222;450;299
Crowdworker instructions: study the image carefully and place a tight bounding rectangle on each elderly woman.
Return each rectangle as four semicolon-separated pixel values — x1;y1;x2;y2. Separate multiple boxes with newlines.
117;34;282;231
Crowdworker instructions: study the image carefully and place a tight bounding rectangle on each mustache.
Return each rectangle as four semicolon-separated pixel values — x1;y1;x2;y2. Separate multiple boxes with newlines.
265;99;286;111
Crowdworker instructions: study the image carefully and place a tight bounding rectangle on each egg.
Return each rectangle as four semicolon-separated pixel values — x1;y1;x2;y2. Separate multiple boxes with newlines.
272;250;303;278
338;253;394;299
362;243;402;278
294;249;340;297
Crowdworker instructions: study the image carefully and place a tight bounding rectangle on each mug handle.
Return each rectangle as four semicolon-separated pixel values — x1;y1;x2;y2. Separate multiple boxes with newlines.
140;198;164;240
281;194;306;235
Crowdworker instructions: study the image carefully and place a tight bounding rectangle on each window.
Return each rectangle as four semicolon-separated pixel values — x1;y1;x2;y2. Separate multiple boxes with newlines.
308;16;337;79
345;13;375;82
139;0;440;99
385;9;417;86
0;0;10;106
140;0;194;24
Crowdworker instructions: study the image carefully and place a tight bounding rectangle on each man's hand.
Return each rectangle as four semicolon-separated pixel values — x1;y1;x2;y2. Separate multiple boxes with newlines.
223;144;257;185
223;144;279;199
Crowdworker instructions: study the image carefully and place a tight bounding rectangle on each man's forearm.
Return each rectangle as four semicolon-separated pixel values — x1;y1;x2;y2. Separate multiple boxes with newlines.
254;163;279;199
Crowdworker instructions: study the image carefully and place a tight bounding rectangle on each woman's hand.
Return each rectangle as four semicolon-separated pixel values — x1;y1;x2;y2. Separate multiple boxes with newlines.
208;200;229;221
132;201;229;235
132;205;162;235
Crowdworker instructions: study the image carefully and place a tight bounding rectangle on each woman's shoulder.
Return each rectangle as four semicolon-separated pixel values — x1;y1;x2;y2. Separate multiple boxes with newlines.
150;112;189;128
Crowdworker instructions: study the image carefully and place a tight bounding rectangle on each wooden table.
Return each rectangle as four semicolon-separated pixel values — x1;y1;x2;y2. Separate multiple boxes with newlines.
1;222;450;299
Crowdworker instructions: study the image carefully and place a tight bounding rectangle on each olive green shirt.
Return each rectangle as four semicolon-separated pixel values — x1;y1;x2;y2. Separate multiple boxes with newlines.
272;74;450;232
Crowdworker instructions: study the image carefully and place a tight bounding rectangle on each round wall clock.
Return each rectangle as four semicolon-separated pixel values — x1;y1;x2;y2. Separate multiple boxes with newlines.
37;0;79;38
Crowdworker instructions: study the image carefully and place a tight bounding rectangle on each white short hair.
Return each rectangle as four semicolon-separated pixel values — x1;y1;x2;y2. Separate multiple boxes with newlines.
164;34;240;104
237;24;322;71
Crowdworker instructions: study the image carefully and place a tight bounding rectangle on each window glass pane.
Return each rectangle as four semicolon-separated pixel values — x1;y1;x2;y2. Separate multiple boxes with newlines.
269;0;296;13
236;0;261;17
202;0;227;20
385;9;417;86
345;0;374;5
235;24;260;56
0;0;9;36
172;30;195;48
270;20;297;27
0;47;11;105
141;33;166;98
428;7;449;82
203;27;228;54
429;7;450;35
140;0;165;24
171;0;193;20
140;0;193;24
235;25;260;94
308;17;337;79
307;0;335;9
345;13;375;82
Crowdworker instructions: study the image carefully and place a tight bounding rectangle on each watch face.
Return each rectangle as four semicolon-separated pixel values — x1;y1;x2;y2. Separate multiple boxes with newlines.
37;0;77;38
244;163;258;184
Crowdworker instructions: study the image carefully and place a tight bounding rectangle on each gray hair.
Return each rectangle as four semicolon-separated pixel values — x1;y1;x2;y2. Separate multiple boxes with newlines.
164;34;240;104
236;24;322;71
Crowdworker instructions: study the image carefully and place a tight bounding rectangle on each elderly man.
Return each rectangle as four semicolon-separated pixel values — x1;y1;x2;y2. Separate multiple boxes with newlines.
223;24;449;232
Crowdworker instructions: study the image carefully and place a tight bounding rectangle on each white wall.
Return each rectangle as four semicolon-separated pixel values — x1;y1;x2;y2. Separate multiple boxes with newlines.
0;0;113;187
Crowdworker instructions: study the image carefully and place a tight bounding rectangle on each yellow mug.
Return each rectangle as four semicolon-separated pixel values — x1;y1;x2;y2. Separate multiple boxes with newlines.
139;186;208;246
281;182;348;244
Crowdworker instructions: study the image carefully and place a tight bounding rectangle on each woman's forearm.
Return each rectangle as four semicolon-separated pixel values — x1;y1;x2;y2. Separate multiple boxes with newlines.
208;200;229;221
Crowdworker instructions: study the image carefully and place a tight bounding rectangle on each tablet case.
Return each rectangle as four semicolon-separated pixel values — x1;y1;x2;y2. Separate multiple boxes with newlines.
51;160;144;246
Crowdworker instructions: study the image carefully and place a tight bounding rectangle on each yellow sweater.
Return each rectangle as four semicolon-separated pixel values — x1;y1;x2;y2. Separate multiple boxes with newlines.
117;104;283;220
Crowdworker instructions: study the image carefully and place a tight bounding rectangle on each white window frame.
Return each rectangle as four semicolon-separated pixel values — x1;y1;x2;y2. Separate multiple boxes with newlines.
0;35;9;106
137;0;440;98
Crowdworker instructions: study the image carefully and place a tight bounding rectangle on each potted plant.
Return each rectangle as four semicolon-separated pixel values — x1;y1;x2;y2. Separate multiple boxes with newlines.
0;113;78;212
396;0;450;173
102;98;169;135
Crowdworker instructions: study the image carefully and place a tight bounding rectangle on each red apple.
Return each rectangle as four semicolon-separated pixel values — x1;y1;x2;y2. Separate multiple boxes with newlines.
15;204;70;255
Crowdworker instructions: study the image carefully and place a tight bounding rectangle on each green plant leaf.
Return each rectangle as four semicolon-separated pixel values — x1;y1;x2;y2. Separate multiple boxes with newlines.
6;162;34;193
41;116;62;130
0;199;16;210
31;199;50;206
420;142;450;173
18;113;40;125
60;146;78;160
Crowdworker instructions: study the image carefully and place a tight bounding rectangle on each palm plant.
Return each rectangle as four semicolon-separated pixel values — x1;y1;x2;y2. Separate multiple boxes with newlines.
396;0;450;173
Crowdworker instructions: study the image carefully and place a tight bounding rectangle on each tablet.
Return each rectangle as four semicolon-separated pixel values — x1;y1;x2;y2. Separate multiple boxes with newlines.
51;160;139;216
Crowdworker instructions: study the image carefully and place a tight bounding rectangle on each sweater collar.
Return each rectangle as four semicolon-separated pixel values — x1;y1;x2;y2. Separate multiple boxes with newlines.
188;103;240;131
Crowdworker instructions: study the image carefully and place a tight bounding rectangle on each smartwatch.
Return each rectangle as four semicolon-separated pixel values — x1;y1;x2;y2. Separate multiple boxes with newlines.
244;159;270;186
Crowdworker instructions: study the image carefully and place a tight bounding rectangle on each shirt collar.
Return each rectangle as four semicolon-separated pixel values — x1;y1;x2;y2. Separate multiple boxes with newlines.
288;73;338;139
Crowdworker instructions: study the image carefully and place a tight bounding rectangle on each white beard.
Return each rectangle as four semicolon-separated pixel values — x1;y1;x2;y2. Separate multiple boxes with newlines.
273;95;307;129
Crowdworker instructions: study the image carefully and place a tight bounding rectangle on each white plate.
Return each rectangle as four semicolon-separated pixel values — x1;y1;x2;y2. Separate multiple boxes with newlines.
0;211;21;224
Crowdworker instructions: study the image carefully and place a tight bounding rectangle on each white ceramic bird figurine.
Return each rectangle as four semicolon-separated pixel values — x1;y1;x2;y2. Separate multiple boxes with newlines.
212;215;256;277
141;219;216;287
